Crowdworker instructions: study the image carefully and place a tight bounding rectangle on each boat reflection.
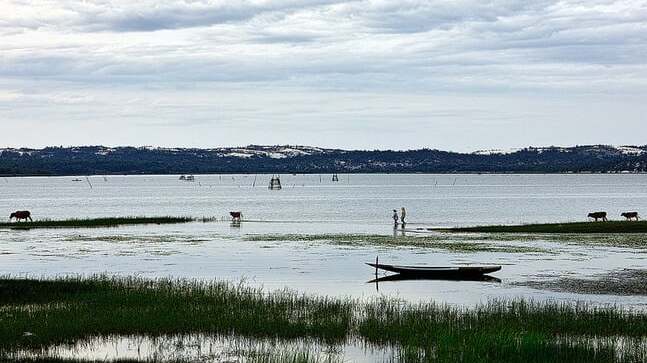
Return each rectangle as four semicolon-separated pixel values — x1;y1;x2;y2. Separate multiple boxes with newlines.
368;274;501;284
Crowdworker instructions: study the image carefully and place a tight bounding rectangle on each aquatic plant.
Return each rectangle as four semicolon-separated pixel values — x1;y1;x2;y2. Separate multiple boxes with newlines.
1;276;646;362
0;276;353;351
515;269;647;296
360;297;647;361
245;233;548;253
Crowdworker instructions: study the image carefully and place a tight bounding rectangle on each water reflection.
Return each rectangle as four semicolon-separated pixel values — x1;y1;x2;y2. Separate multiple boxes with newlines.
368;273;501;293
9;332;647;362
368;274;502;284
12;334;394;363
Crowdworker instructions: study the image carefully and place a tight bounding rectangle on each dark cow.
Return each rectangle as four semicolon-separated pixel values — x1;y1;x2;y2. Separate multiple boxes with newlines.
229;211;243;222
621;212;639;221
587;211;608;222
10;210;32;222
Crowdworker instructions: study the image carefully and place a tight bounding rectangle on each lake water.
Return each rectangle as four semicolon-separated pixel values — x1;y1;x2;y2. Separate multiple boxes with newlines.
3;173;647;361
1;173;647;307
3;173;647;225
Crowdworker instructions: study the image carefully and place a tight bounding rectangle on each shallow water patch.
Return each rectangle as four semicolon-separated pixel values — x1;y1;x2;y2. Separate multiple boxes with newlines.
244;233;550;253
8;334;389;363
514;269;647;296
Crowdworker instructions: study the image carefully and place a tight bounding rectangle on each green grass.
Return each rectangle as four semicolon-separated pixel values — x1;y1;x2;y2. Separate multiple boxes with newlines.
0;276;352;350
0;216;198;229
433;220;647;234
361;298;647;362
245;233;548;253
1;276;646;362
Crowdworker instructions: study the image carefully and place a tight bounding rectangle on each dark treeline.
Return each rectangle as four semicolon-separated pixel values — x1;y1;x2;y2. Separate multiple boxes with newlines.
1;145;646;176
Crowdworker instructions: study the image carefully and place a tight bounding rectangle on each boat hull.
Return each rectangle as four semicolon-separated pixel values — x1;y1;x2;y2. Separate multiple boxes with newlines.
367;263;501;278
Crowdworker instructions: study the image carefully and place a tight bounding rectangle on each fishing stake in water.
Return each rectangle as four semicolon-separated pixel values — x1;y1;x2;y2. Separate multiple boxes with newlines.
375;255;378;277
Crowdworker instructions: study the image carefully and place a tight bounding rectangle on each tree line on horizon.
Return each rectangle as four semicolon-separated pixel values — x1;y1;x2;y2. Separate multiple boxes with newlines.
1;145;646;176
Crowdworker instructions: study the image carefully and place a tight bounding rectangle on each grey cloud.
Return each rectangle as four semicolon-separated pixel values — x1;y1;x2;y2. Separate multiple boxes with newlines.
2;0;354;32
1;0;647;144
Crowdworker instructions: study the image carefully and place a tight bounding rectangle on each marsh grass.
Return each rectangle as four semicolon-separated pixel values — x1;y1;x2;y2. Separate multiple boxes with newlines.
0;276;353;350
434;221;647;234
360;298;647;362
2;276;647;362
0;217;197;229
245;233;548;253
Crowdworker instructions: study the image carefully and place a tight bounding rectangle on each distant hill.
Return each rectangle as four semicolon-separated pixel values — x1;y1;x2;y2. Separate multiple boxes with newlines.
1;144;646;176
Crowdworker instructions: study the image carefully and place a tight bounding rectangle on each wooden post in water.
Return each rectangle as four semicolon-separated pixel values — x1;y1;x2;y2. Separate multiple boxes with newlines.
375;255;378;278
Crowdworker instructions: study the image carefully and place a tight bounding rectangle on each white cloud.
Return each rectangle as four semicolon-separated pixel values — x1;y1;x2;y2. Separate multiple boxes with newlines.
0;0;646;149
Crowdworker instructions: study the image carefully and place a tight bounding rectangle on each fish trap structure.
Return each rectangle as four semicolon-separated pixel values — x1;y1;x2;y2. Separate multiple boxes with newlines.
268;175;282;190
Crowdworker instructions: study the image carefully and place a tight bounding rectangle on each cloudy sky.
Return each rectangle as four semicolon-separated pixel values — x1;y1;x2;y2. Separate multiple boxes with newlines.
1;0;646;151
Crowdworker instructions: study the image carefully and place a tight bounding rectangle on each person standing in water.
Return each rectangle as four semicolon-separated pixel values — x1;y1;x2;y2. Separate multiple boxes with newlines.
392;209;399;226
400;207;407;225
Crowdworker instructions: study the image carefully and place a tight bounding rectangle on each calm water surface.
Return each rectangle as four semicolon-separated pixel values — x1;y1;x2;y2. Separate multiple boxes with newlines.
1;174;647;306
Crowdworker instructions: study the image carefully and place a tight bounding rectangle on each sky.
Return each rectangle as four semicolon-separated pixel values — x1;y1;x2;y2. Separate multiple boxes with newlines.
1;0;646;152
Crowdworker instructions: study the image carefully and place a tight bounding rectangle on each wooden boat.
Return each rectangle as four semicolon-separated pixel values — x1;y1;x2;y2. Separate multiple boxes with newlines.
368;274;501;283
367;263;501;278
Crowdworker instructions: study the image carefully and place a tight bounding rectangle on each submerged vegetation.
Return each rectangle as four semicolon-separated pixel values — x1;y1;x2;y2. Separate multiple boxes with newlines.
0;216;212;229
1;276;646;362
516;269;647;296
245;233;549;253
434;221;647;234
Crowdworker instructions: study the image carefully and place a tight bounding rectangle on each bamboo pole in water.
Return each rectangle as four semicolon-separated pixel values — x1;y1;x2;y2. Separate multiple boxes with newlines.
375;256;378;278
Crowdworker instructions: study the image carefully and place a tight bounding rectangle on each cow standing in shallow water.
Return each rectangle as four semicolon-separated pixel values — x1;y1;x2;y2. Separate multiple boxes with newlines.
10;211;32;222
621;212;640;221
229;211;243;222
587;211;608;222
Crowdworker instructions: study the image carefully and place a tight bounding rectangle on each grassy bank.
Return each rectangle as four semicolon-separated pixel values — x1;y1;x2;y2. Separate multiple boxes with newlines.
0;216;200;229
1;276;646;362
434;220;647;234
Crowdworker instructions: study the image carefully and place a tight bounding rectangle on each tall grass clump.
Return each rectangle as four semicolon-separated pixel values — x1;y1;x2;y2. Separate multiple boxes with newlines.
0;276;353;352
359;298;647;362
